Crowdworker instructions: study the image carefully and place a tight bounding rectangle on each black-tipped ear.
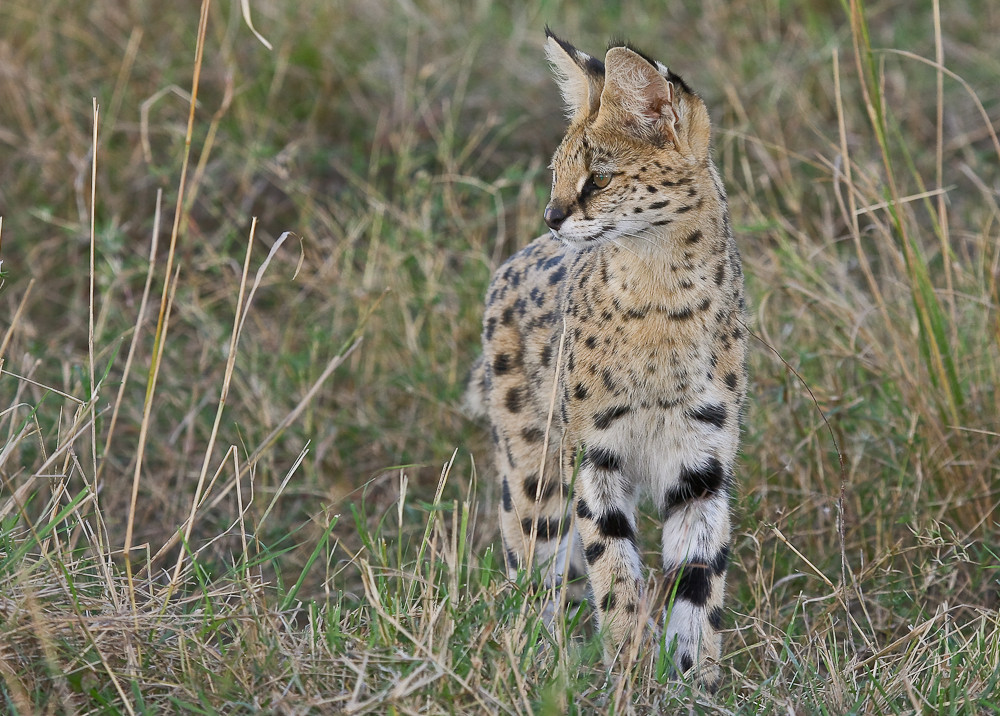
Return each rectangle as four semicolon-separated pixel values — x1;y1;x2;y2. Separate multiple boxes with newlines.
544;29;605;123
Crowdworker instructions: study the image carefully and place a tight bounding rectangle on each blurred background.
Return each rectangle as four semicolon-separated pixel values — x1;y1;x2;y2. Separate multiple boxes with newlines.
0;0;998;710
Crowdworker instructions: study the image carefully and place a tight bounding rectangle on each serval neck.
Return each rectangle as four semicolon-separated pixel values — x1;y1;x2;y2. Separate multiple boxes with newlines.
591;189;728;297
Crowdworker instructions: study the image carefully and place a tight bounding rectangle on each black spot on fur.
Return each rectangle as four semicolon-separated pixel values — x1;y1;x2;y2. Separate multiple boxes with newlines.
542;254;563;270
576;498;594;520
529;311;558;331
664;458;726;510
585;335;597;349
584;541;606;565
673;564;712;607
601;369;619;393
594;404;631;429
521;517;562;540
596;508;635;541
648;200;669;210
724;372;738;391
711;544;730;576
646;185;658;193
501;478;513;512
521;427;545;444
688;403;727;429
501;306;515;325
685;230;702;244
588;446;624;472
549;265;566;286
493;353;512;375
523;473;558;501
667;305;693;321
708;606;724;630
574;382;588;400
505;387;524;413
505;548;518;570
680;653;694;673
601;591;617;612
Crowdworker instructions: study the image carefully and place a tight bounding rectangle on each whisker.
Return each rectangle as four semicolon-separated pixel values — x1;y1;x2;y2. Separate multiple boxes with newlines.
607;238;644;260
608;239;657;271
615;229;660;248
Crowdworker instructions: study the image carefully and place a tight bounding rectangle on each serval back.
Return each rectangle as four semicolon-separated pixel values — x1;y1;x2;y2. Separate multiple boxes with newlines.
468;29;747;688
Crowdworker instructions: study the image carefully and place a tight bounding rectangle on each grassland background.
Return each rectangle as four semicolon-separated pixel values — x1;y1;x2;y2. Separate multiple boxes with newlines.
0;0;998;713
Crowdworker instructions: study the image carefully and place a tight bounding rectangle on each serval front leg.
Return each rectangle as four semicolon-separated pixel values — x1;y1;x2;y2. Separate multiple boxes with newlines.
571;441;647;664
658;453;732;690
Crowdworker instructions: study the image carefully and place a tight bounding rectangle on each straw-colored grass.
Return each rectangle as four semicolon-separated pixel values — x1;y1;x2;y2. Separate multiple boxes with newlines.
1;0;997;713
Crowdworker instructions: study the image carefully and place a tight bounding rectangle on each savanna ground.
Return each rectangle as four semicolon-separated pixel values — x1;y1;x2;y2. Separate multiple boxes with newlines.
1;0;998;713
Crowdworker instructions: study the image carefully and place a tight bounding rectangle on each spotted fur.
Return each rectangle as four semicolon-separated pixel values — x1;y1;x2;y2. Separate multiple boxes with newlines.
467;30;748;688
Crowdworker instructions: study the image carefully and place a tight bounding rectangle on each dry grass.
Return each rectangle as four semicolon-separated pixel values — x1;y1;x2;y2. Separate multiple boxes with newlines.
0;0;998;713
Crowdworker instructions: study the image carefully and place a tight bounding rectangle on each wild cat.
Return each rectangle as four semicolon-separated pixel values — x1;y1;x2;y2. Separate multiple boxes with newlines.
467;29;747;688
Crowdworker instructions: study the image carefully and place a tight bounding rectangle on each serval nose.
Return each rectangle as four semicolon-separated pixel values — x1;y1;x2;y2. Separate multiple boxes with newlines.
543;204;569;231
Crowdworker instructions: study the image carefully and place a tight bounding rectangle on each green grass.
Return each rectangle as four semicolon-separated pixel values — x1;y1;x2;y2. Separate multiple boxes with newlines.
1;0;998;713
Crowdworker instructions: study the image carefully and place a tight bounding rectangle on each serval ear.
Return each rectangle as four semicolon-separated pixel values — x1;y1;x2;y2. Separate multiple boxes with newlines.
544;28;605;124
600;46;711;158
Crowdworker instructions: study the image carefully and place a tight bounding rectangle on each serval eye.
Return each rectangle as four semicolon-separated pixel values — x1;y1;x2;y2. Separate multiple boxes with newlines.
592;172;611;189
